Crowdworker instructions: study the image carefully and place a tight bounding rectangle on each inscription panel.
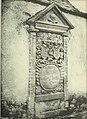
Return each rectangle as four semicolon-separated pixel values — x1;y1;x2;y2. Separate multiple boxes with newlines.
40;65;60;90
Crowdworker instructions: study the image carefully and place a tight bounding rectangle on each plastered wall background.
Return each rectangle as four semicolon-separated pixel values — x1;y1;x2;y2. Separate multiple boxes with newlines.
64;13;87;93
1;0;87;103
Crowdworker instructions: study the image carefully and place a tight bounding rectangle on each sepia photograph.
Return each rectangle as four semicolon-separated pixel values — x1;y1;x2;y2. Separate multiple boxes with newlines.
1;0;87;119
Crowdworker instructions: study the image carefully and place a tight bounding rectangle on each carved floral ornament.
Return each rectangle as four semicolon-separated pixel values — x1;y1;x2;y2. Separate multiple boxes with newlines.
35;32;64;94
36;32;64;65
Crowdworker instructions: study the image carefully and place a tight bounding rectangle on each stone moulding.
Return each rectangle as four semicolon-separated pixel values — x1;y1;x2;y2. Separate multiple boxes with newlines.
35;21;69;33
26;3;74;31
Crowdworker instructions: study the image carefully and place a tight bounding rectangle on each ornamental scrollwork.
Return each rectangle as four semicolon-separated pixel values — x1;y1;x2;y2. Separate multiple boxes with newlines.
35;32;64;94
36;33;64;66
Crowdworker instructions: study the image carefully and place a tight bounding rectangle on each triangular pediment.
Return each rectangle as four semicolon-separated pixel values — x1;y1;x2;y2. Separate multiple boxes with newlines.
38;10;65;26
26;3;74;29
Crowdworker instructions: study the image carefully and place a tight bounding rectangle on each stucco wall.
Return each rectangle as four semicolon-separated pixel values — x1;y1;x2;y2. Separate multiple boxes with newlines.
63;13;87;94
2;0;87;103
2;1;45;103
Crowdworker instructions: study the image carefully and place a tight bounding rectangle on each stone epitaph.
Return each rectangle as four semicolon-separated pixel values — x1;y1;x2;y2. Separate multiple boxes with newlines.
26;3;74;118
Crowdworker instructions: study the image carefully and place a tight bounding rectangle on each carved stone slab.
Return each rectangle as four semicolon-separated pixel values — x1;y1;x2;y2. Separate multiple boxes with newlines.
26;2;74;118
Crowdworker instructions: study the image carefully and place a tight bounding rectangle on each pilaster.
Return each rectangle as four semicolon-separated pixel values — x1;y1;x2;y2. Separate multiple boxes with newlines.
63;35;69;100
28;29;37;119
